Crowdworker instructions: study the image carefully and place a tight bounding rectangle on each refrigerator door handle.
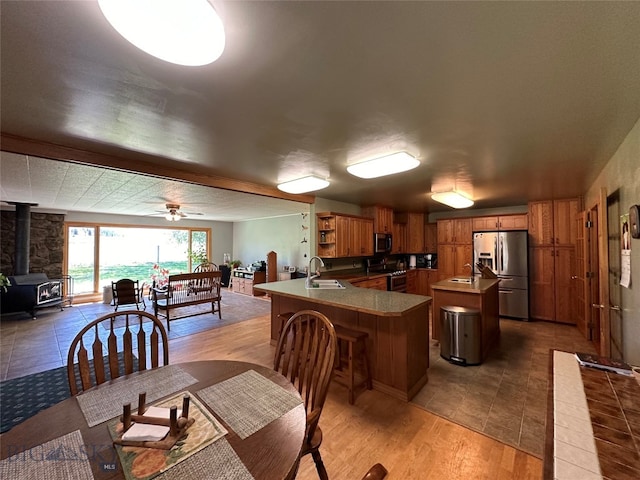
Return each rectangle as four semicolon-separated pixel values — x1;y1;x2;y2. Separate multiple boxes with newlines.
499;235;504;272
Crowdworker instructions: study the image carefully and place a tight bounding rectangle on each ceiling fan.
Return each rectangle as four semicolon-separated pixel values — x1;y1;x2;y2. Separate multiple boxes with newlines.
152;203;203;221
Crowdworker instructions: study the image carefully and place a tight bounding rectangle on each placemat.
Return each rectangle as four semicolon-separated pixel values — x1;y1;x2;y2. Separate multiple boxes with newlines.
155;437;254;480
0;429;94;480
197;369;301;439
108;391;228;480
77;365;198;427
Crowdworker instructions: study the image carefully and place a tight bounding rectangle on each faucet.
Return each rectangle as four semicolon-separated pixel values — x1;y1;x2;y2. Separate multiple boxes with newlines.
463;263;474;282
306;256;325;287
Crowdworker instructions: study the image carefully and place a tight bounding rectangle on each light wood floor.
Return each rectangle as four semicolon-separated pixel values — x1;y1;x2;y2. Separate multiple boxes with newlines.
169;314;542;480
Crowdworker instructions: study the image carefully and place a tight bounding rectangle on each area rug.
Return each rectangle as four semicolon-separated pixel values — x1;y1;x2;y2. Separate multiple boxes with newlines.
0;353;136;433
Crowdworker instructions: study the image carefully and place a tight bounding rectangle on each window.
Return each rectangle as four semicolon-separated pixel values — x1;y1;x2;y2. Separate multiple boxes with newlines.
66;223;211;297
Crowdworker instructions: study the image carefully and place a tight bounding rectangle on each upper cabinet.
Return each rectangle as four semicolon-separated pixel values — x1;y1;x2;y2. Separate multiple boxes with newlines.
438;218;472;245
391;222;407;254
362;206;394;233
529;199;579;246
424;223;437;253
317;212;373;258
406;213;426;253
472;214;528;232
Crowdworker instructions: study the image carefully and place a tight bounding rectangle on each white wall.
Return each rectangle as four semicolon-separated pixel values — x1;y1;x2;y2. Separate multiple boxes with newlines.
584;116;640;365
232;212;311;272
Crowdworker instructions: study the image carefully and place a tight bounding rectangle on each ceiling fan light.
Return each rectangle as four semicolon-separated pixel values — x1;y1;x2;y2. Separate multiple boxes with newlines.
431;190;474;209
165;211;181;221
277;175;330;194
98;0;225;66
347;151;420;179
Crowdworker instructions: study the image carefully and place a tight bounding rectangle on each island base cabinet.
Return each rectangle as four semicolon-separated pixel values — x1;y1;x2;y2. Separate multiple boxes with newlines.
430;283;500;362
269;295;430;402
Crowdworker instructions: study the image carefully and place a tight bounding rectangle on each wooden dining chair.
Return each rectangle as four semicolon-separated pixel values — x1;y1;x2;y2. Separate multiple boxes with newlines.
362;463;388;480
194;262;218;272
66;310;169;395
273;310;337;480
111;278;143;311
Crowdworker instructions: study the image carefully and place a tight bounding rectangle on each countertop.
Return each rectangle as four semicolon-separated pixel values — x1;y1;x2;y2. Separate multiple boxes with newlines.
254;278;431;317
431;277;500;294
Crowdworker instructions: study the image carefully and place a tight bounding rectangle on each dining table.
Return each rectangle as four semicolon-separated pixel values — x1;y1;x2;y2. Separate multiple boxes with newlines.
0;360;306;480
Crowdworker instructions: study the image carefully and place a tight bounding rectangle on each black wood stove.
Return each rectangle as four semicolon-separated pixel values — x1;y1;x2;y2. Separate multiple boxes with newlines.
0;273;64;318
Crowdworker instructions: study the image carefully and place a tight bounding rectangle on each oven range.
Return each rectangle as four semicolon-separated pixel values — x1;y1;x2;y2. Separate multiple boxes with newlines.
366;259;407;293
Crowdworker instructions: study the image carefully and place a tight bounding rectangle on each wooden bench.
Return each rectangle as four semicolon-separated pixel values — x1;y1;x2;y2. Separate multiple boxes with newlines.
152;271;222;331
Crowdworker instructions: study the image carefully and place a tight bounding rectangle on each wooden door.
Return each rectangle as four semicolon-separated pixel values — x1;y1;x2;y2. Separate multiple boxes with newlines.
453;244;473;277
554;246;576;324
554;198;579;245
335;215;351;257
437;219;454;244
529;246;555;321
498;214;528;230
528;201;554;246
454;218;473;244
575;211;589;337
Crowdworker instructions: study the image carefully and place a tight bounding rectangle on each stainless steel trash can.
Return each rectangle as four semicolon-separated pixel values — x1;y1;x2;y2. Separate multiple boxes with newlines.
440;306;482;365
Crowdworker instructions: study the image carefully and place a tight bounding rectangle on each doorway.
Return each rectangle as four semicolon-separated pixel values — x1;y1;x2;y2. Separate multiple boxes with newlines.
587;205;601;351
607;190;624;360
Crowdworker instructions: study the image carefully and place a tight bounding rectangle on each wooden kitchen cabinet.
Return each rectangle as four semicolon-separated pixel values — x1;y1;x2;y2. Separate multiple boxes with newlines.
424;223;438;252
437;219;455;244
406;269;418;294
437;218;473;280
406;213;425;253
317;212;373;258
416;269;438;297
529;199;578;246
498;214;528;230
528;198;580;323
472;214;528;231
362;205;394;233
391;222;406;254
352;276;387;290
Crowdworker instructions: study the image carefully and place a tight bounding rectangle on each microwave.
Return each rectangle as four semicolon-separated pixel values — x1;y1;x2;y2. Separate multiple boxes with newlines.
374;233;392;254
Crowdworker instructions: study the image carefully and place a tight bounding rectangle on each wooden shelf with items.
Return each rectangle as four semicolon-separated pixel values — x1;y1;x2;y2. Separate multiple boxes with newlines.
316;212;373;258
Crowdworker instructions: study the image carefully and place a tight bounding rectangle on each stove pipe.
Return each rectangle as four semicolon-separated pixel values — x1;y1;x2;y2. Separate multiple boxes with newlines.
11;202;37;275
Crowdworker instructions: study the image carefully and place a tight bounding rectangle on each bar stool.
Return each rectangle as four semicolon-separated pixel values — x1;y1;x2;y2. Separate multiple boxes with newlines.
333;325;372;404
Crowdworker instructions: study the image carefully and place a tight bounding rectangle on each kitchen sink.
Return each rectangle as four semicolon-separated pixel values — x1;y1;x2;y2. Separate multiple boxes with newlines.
305;279;346;289
449;277;474;284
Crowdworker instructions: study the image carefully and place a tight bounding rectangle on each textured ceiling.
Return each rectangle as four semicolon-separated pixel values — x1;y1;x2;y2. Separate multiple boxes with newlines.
1;1;640;221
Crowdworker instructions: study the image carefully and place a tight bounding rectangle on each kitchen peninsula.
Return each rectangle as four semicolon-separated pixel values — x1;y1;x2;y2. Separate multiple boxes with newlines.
430;277;500;361
254;279;431;401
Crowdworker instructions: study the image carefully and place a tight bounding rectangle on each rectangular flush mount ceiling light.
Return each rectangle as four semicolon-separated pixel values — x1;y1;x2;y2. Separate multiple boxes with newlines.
347;151;420;179
277;175;330;194
431;190;474;209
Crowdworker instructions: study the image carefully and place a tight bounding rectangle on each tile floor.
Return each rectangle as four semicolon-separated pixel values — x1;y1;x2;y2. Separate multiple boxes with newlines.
411;317;598;457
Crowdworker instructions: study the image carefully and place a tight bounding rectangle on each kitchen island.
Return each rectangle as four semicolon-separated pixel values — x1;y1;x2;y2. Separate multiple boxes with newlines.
430;277;500;361
254;278;431;401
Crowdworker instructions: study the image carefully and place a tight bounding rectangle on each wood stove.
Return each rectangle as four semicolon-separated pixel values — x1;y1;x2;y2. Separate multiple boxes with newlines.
0;273;64;318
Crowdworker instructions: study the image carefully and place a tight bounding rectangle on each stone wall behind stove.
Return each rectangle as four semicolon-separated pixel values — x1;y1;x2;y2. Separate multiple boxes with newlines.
0;211;65;278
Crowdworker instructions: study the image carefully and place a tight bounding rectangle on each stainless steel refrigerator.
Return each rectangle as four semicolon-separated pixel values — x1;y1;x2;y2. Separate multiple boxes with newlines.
473;231;529;320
